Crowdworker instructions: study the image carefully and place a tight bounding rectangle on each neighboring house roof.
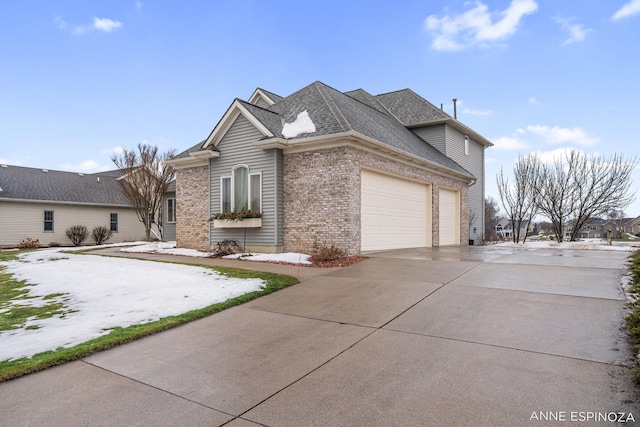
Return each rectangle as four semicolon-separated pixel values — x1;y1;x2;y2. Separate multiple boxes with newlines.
171;81;488;181
0;165;132;206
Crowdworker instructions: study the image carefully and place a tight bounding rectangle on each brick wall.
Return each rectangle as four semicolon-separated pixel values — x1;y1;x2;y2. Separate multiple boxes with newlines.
283;145;469;255
283;146;360;254
175;166;210;251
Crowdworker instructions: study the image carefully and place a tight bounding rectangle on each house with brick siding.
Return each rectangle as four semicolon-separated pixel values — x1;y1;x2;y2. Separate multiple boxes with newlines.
166;81;492;255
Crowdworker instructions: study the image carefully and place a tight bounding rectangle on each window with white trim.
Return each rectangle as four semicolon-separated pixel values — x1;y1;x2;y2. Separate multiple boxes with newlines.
44;210;54;232
110;213;118;232
167;198;176;223
221;165;261;213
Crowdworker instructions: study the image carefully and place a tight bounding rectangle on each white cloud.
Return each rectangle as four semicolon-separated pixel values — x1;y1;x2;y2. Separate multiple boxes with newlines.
613;0;640;20
424;0;538;51
526;125;599;146
93;17;123;32
528;97;539;104
554;17;592;45
532;147;589;164
135;1;144;10
60;17;122;35
492;136;530;151
102;146;125;156
53;15;67;30
60;160;111;173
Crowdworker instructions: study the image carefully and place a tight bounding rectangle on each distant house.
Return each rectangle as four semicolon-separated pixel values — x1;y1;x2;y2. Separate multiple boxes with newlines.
0;165;147;247
495;217;530;239
565;218;627;239
166;81;492;255
622;216;640;235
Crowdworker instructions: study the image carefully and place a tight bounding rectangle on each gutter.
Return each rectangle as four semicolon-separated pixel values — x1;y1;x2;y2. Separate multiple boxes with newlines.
253;131;477;185
0;198;135;208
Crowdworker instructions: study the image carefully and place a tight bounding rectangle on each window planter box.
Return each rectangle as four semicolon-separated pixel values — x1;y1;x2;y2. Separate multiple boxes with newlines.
213;218;262;228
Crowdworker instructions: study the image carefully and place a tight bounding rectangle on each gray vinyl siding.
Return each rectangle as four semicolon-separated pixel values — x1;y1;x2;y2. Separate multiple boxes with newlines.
445;125;485;243
253;97;272;109
209;114;282;249
412;124;447;155
163;191;176;241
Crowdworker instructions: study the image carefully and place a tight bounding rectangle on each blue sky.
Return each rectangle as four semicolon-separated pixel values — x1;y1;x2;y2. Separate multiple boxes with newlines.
2;0;640;216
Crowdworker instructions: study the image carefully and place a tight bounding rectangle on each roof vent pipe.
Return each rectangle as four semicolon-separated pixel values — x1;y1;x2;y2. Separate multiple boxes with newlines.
440;103;443;111
452;98;457;119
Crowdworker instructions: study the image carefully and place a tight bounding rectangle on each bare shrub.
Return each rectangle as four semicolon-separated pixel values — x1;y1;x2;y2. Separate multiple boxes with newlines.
18;238;40;248
211;239;243;257
310;242;347;263
91;226;113;245
65;225;88;246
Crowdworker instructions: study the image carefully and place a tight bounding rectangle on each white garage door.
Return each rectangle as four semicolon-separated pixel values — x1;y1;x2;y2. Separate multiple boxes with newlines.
361;170;430;251
439;188;459;246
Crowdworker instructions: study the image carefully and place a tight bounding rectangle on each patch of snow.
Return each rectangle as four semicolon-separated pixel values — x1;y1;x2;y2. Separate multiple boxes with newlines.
120;241;213;258
224;252;312;265
281;110;316;139
0;248;265;361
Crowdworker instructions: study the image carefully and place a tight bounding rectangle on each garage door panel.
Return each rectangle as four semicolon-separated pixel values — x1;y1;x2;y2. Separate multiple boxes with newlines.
361;170;431;251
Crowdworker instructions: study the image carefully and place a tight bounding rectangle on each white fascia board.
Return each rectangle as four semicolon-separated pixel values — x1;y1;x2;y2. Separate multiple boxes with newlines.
248;89;277;106
202;100;274;149
253;132;476;184
164;151;218;169
0;197;134;208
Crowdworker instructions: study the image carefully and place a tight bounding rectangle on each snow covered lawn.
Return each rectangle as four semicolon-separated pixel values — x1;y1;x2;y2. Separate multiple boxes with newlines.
0;248;267;362
120;241;313;264
493;239;639;252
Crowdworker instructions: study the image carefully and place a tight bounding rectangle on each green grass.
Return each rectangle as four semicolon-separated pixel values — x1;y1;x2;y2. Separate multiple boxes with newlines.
0;252;298;382
625;249;640;382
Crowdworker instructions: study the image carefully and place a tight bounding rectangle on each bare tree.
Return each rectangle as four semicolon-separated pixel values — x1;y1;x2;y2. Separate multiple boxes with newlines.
532;150;637;242
565;152;637;241
112;144;176;241
497;154;539;243
532;153;576;242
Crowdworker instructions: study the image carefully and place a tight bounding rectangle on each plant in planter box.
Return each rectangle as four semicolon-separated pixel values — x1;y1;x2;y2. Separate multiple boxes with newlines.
210;210;262;222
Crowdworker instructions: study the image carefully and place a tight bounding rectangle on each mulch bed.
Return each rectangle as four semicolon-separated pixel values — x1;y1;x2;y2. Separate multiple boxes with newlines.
309;256;368;268
222;256;368;268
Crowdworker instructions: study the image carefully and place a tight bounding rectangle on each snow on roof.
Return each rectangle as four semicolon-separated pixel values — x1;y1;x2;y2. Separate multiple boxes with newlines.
281;110;316;139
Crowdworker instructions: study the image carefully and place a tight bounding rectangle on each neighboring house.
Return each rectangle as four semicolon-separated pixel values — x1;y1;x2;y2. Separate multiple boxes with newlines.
495;217;530;239
566;218;619;239
622;216;640;235
0;165;147;247
166;81;492;255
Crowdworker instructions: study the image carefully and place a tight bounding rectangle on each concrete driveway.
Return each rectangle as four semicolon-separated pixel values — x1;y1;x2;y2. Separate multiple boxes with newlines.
1;246;638;426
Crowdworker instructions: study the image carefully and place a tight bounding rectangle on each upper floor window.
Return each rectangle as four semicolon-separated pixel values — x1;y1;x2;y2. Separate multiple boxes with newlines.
44;210;54;232
464;135;469;155
221;165;261;213
167;198;176;223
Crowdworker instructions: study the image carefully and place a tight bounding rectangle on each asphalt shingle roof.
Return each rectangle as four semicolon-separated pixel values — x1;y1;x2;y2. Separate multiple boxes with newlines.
375;89;451;125
174;81;479;179
0;165;132;206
